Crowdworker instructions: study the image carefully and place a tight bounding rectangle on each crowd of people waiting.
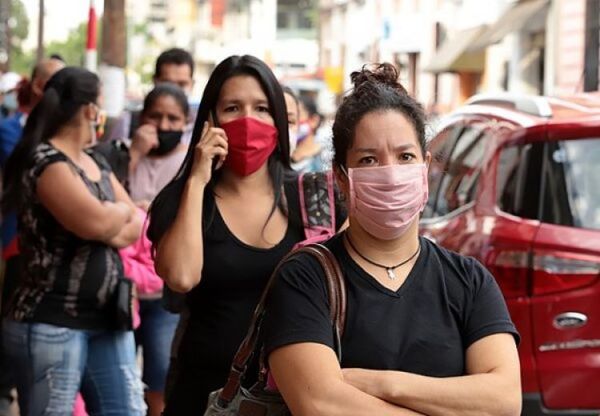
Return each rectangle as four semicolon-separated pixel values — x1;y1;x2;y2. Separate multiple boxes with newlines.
0;47;521;416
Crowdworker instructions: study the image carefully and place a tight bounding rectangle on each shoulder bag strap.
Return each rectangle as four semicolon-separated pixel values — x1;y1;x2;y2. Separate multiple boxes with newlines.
218;244;346;407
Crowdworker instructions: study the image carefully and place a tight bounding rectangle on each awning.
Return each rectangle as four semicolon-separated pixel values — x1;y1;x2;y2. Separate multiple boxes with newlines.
422;26;487;73
469;0;549;50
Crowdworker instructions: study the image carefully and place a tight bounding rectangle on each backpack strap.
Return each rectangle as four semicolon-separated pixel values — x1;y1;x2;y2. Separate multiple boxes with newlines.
298;171;336;239
217;244;346;408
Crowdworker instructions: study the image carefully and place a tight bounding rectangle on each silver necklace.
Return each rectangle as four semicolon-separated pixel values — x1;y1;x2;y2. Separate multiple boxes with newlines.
345;233;420;280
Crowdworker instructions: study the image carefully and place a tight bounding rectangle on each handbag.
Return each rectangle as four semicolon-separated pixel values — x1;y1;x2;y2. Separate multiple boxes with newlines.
112;277;135;331
298;171;337;241
204;244;347;416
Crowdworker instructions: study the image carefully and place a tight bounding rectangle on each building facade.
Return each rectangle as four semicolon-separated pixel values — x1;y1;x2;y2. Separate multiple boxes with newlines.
317;0;599;114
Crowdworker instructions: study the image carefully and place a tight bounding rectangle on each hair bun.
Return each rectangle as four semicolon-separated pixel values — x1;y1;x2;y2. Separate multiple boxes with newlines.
350;63;407;95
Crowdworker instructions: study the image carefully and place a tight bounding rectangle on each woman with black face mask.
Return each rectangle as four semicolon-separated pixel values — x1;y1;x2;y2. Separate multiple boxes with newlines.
125;82;189;416
129;83;190;210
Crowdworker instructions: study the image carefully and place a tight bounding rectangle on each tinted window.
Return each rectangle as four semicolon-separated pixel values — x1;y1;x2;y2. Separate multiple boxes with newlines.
496;145;521;209
496;142;543;220
423;126;459;218
543;138;600;230
433;126;487;216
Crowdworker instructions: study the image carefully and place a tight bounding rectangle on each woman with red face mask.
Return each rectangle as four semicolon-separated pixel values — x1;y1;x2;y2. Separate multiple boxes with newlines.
147;55;346;415
261;64;522;416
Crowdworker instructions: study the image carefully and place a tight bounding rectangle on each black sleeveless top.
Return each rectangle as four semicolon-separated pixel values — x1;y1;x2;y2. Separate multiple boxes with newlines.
179;180;307;369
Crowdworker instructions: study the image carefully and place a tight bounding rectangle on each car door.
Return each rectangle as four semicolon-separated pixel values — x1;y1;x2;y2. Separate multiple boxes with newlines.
487;139;544;399
529;135;600;410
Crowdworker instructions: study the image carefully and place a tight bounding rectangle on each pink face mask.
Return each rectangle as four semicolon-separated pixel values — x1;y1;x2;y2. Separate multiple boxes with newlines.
345;163;429;240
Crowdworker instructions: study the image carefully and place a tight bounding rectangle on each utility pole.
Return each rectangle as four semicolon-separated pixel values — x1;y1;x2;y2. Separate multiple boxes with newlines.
37;0;44;62
85;0;98;72
584;0;600;91
100;0;126;117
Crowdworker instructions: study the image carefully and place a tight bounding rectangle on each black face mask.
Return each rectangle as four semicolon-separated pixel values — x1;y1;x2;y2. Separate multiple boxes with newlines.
149;130;183;156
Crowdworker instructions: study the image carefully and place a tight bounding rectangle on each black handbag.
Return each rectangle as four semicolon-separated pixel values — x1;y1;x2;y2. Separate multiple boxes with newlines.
204;244;347;416
113;277;135;331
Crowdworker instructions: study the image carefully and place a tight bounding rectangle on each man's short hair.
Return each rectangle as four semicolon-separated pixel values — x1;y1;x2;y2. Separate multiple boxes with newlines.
154;48;194;79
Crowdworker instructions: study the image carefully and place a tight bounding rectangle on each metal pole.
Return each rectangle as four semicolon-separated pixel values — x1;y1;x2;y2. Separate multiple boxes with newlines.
433;22;441;105
584;0;600;91
99;0;126;117
37;0;44;62
85;0;98;72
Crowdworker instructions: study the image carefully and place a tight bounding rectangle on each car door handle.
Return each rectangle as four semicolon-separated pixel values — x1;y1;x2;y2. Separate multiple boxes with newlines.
553;312;588;329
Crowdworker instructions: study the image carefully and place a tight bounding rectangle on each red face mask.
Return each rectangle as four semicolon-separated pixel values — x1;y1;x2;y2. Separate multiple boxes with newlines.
221;117;278;176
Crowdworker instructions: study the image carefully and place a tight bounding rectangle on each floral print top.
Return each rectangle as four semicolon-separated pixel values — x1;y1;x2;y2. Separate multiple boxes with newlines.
7;142;123;329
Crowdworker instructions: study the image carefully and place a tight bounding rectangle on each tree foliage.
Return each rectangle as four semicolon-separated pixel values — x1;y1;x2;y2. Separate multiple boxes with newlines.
9;0;28;42
11;20;102;76
46;22;102;67
46;23;86;67
8;0;32;75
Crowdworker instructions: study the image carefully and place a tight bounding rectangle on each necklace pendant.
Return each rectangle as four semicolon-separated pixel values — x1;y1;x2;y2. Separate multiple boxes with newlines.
386;268;397;280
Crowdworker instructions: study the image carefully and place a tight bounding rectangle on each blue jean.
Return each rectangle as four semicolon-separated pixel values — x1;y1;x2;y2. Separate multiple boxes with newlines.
2;319;146;416
135;298;178;392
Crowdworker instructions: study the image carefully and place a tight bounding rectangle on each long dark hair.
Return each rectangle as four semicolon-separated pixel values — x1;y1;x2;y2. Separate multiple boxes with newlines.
147;55;291;249
2;67;100;214
332;63;427;169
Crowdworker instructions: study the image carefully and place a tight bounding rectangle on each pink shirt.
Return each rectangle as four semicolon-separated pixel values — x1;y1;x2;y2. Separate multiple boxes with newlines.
129;147;187;202
119;210;162;299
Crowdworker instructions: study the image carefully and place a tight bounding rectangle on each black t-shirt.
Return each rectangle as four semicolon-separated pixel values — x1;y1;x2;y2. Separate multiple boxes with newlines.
8;143;123;330
178;176;347;374
263;233;519;377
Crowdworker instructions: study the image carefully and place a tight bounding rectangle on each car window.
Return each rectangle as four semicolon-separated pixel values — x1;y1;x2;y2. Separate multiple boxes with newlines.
496;145;521;211
433;125;487;216
542;138;600;230
497;142;543;220
423;125;460;218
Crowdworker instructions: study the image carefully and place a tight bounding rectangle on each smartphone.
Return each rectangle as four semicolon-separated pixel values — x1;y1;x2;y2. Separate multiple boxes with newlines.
210;109;220;172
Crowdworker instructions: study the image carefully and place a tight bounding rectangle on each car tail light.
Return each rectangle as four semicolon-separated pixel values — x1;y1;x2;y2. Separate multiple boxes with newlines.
532;252;600;296
485;250;531;298
485;249;600;297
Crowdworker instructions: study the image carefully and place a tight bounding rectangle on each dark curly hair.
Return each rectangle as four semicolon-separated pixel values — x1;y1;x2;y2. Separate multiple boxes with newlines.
332;63;427;168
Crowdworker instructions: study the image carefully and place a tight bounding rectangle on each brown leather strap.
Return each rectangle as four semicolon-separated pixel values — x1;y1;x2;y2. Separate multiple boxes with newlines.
218;244;346;407
316;243;346;336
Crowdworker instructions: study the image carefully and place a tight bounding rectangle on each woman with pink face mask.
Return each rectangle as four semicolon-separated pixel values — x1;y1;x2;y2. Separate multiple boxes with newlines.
261;64;522;416
147;55;346;414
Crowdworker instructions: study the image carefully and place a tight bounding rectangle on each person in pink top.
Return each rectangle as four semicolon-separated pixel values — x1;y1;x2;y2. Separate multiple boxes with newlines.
124;83;189;416
128;84;189;208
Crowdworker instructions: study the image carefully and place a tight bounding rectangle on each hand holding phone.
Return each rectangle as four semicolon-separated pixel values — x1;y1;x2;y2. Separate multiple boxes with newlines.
190;113;228;185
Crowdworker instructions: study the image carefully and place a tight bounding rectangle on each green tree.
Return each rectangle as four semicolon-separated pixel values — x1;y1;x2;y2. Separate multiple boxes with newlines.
130;21;156;85
8;0;33;75
46;22;102;67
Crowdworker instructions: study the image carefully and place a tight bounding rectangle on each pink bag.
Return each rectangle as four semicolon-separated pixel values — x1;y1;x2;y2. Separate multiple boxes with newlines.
294;171;337;249
73;393;87;416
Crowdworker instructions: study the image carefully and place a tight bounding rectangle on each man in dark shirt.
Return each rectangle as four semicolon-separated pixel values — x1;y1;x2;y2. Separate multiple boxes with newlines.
107;47;196;144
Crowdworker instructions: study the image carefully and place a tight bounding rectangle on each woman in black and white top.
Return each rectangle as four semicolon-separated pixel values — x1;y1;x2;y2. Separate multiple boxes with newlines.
262;64;522;416
1;67;145;415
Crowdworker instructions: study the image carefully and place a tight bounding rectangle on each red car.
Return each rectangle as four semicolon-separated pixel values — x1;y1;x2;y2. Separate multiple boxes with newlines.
420;94;600;415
